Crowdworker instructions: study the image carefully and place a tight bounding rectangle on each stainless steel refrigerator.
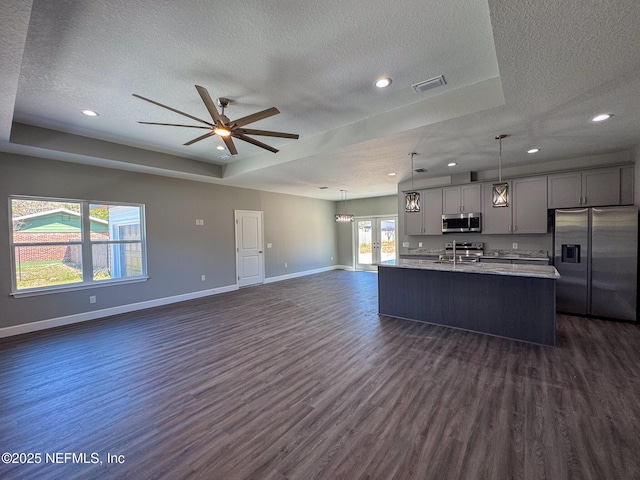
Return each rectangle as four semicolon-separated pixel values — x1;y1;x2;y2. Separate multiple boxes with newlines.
554;206;638;321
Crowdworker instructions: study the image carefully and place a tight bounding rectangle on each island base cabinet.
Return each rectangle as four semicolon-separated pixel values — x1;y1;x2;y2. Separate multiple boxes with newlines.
378;266;556;346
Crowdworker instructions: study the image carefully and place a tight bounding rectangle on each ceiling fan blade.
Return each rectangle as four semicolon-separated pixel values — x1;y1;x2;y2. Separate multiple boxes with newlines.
232;107;280;128
233;133;279;153
138;121;211;129
222;136;238;155
235;128;299;139
184;131;215;146
195;85;224;125
132;94;214;126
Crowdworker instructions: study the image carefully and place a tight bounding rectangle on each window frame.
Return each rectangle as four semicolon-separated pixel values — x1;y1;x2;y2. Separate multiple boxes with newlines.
9;195;148;297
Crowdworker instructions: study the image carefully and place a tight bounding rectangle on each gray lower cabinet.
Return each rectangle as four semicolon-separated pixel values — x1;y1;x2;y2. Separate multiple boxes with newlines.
378;265;556;346
482;258;550;265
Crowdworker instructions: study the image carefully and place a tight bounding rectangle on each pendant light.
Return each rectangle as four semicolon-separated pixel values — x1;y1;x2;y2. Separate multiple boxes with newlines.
404;152;420;213
335;189;354;222
492;134;509;208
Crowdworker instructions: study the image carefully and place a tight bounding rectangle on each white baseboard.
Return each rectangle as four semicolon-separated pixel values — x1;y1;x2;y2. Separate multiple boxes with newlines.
336;265;355;271
0;284;238;339
263;265;342;284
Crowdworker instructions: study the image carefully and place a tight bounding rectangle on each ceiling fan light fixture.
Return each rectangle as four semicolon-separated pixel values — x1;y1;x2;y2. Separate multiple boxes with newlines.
214;126;231;136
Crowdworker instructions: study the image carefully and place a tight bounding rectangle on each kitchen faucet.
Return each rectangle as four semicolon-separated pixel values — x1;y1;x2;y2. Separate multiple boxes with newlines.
453;240;456;267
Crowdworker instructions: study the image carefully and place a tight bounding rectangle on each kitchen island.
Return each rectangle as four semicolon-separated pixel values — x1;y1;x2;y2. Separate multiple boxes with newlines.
378;259;560;346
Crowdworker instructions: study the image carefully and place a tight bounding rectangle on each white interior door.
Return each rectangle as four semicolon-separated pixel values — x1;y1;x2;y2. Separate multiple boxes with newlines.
354;217;397;271
235;210;264;287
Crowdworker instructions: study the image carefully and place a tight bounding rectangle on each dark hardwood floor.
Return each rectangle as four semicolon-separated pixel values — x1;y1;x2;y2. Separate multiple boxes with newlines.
1;270;639;479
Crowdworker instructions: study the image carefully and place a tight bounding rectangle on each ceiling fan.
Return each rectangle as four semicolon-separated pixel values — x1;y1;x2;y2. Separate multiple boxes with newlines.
133;85;299;154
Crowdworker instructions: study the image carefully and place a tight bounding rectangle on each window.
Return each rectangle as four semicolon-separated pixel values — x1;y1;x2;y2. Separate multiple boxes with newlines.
10;196;147;294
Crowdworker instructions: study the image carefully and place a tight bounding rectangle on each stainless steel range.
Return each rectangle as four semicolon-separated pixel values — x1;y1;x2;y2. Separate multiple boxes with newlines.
439;242;484;263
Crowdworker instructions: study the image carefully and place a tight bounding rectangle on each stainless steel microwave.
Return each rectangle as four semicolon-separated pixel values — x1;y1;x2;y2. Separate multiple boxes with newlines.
442;213;482;233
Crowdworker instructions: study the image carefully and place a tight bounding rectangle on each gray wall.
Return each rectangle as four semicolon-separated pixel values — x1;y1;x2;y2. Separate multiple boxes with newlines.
335;195;397;267
0;152;337;329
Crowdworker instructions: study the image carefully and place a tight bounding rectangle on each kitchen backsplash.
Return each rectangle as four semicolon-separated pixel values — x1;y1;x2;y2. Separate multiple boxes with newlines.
401;233;552;257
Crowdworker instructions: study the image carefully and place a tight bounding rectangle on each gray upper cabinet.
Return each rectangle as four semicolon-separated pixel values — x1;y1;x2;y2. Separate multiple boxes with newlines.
621;166;634;205
482;182;512;234
442;184;482;214
512;176;548;234
582;168;621;206
482;177;548;234
404;188;443;235
548;167;622;208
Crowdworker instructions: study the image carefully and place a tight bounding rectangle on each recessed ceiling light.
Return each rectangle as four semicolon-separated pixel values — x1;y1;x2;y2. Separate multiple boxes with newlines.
447;162;457;167
81;110;99;117
374;77;392;88
216;145;225;150
388;172;397;177
527;148;540;154
591;113;612;122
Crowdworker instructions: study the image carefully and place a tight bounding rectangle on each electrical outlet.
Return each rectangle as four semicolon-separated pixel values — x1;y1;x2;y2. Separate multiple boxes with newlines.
418;242;423;247
284;262;288;268
331;256;333;261
201;275;206;281
512;242;518;249
89;295;96;304
403;242;410;248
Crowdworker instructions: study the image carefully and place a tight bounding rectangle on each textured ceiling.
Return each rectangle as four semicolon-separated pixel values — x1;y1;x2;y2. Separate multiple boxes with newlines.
1;0;639;200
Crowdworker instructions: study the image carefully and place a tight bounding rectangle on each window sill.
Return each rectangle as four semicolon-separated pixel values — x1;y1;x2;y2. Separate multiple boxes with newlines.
11;276;150;298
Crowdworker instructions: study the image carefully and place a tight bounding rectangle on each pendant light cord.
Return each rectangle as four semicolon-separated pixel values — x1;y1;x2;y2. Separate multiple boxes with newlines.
409;152;416;190
495;134;506;182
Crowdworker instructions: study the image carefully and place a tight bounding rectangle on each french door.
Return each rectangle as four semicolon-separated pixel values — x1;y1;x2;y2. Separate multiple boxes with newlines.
354;216;397;271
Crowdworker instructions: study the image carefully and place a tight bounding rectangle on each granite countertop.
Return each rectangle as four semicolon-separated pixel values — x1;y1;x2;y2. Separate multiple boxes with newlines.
402;248;549;261
482;250;549;260
379;259;560;279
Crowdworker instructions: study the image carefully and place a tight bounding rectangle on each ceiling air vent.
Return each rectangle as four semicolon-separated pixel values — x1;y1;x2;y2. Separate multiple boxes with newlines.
412;75;446;94
218;153;231;160
414;168;427;173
